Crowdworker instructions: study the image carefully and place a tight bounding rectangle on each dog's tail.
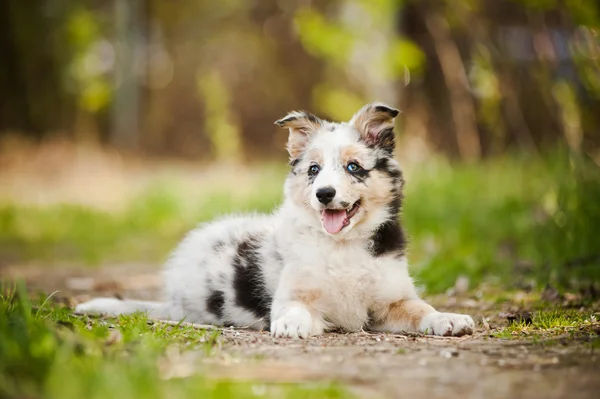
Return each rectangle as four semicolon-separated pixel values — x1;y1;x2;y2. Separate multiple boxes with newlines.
74;298;169;319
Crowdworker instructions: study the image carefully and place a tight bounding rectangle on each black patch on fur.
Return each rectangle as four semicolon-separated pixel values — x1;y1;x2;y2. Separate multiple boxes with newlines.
348;167;369;184
374;157;388;171
305;112;320;124
367;127;396;155
374;105;400;118
374;158;401;179
369;219;407;257
388;196;402;216
307;166;319;185
232;236;272;319
290;157;306;177
339;201;350;208
206;290;225;319
378;127;396;154
275;112;320;127
366;309;377;328
369;166;406;257
290;162;299;176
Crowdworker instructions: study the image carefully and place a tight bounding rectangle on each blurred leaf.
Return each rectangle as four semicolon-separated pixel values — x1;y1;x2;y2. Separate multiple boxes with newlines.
294;8;355;66
197;70;243;162
312;85;365;121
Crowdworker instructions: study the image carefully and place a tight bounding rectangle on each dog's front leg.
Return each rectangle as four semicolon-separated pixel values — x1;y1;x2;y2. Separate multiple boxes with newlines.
270;268;326;339
370;299;475;337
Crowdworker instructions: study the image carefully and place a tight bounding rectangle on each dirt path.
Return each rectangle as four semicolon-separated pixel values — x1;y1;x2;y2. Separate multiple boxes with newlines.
3;264;599;399
206;330;598;399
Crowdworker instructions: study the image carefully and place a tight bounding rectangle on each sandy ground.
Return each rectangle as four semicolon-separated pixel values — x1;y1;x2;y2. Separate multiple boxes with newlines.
2;263;599;399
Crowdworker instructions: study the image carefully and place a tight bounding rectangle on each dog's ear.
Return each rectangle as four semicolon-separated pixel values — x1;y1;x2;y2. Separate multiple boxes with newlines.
350;103;399;154
275;111;323;158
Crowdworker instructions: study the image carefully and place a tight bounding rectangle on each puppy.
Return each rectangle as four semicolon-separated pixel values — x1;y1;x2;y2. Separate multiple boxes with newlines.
76;103;475;338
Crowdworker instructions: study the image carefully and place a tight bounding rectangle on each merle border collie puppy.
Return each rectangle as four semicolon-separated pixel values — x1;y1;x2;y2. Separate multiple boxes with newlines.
76;103;475;338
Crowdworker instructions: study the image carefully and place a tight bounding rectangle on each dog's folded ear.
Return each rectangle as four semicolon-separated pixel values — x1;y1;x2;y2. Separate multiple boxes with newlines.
275;111;323;158
350;103;400;154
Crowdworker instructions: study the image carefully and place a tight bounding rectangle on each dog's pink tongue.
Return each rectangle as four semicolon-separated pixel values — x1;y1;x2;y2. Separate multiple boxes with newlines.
322;210;347;234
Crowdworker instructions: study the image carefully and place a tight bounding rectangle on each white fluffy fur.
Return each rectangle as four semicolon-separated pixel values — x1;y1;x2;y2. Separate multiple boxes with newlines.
76;103;475;338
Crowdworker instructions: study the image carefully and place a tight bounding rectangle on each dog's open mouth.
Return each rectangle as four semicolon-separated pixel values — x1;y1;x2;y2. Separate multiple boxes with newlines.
321;200;361;234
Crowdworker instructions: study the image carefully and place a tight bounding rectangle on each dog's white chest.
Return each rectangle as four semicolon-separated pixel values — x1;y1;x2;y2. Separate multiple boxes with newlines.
291;240;379;331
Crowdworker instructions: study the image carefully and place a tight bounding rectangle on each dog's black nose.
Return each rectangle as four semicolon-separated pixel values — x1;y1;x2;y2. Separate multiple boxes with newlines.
316;187;336;204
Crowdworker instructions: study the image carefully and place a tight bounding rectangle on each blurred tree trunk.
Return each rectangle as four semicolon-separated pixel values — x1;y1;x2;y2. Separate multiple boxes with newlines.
423;10;481;161
0;0;74;138
112;0;145;150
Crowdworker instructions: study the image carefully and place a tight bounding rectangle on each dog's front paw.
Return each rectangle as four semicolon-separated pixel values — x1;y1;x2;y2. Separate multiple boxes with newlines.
270;306;315;339
419;312;474;336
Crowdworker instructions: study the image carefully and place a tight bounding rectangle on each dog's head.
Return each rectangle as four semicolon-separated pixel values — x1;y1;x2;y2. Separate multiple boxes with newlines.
276;102;403;240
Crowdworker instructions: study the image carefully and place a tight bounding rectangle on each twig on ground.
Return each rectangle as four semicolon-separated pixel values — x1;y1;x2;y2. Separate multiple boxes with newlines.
148;318;267;332
482;316;491;331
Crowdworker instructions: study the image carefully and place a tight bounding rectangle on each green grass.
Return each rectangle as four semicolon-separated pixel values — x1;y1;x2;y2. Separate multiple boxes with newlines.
0;283;348;399
0;165;287;265
492;309;599;340
1;149;599;292
405;149;600;292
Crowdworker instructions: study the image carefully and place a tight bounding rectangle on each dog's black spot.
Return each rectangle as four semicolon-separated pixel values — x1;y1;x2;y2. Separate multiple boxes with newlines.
290;160;299;176
389;168;402;179
349;167;369;184
232;235;272;319
276;112;321;127
290;159;301;176
305;112;320;124
374;157;388;171
374;105;400;118
366;309;377;328
290;157;306;177
307;171;318;185
374;158;402;179
328;125;335;132
369;187;405;258
375;158;405;208
390;197;402;216
339;201;350;208
369;155;406;257
206;290;225;319
367;127;396;154
275;115;296;126
369;219;407;257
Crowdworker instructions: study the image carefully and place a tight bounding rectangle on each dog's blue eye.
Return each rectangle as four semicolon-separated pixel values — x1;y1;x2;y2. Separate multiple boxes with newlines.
308;165;320;175
346;162;360;173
